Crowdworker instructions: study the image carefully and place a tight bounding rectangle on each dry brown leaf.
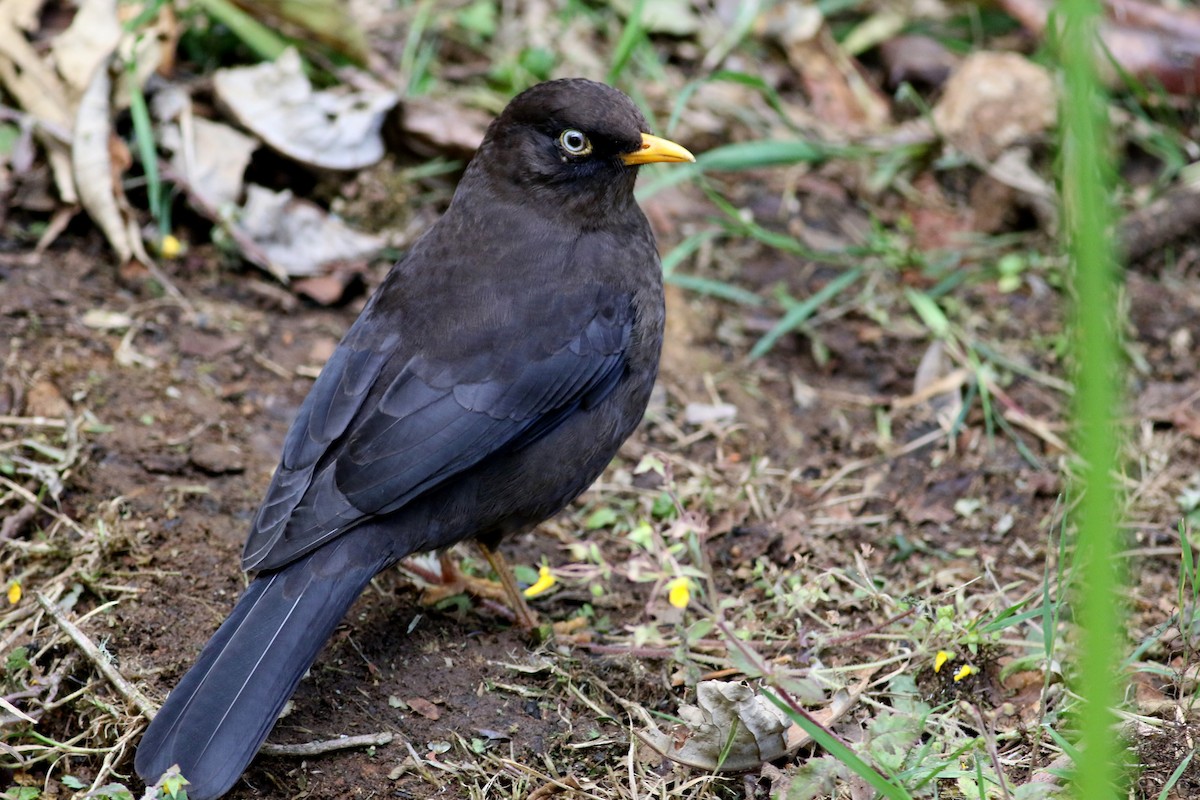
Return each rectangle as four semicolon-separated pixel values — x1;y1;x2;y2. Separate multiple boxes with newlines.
293;270;362;306
1001;0;1200;95
406;696;441;721
25;379;69;419
611;0;699;36
236;184;384;281
933;52;1056;162
213;48;396;171
72;59;133;263
879;35;959;89
162;112;258;209
243;0;370;63
50;0;122;94
638;681;792;771
906;340;965;431
0;0;76;202
399;96;489;159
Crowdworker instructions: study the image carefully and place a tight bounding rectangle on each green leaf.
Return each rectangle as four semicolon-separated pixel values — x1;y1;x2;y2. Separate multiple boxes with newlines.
6;645;29;674
584;506;619;530
904;288;950;338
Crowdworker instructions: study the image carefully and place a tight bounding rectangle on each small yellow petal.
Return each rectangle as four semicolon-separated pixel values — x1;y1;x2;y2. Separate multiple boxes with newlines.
523;566;556;598
159;234;183;259
7;581;20;604
667;578;690;609
933;650;953;673
953;664;975;682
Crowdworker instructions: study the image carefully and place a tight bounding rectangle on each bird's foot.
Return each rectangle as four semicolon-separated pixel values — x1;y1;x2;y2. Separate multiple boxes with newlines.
409;549;547;639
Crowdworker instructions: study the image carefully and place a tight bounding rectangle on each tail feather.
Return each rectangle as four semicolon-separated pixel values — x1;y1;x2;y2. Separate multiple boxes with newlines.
135;530;389;800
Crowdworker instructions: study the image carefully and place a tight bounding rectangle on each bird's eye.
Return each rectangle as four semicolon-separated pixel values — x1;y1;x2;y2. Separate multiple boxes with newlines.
558;129;592;156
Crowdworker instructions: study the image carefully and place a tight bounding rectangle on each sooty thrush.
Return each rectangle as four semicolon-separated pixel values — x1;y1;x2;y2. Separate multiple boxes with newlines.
135;78;694;800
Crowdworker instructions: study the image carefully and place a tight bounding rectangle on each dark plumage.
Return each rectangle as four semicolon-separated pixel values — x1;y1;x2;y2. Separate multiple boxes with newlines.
134;78;694;800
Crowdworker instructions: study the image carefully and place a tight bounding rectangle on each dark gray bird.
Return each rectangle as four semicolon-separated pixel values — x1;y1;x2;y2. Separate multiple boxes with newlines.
134;78;694;800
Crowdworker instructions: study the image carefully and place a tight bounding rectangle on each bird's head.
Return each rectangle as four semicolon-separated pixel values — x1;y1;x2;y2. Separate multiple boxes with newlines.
472;79;694;222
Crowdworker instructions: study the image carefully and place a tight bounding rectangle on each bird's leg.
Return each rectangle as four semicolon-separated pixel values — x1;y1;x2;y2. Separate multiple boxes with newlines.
476;542;540;633
414;547;540;632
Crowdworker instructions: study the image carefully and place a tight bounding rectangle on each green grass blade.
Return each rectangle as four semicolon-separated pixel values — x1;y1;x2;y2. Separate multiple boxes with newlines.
697;139;841;171
1059;0;1126;796
750;266;864;360
124;63;165;236
665;273;763;307
761;688;913;800
1156;749;1195;800
660;229;720;277
194;0;290;61
607;0;646;84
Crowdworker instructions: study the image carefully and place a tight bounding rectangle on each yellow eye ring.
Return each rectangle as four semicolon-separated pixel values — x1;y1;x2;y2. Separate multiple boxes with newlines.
559;129;592;156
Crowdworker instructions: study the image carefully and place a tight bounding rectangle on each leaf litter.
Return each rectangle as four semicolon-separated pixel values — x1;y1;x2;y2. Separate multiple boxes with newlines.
2;0;1200;799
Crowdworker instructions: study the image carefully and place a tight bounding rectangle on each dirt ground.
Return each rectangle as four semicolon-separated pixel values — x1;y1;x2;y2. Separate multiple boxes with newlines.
3;157;1199;799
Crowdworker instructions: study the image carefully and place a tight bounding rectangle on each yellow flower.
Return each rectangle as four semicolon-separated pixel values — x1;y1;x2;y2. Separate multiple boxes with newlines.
523;566;556;598
159;234;183;259
667;577;690;609
953;664;975;682
7;581;20;605
934;650;953;673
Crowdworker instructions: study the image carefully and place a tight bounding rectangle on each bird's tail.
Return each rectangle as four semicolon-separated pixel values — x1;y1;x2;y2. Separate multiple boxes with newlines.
135;529;390;800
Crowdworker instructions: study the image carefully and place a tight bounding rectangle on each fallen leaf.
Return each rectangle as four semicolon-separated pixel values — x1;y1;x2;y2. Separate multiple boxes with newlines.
72;59;137;264
50;0;122;93
638;681;791;771
190;442;245;475
81;308;134;330
765;5;891;134
879;35;958;89
612;0;699;36
406;697;441;721
399;96;489;159
161;111;258;209
236;184;384;281
213;48;397;171
908;339;964;431
248;0;370;63
0;4;77;202
683;402;737;425
933;52;1057;162
292;270;364;306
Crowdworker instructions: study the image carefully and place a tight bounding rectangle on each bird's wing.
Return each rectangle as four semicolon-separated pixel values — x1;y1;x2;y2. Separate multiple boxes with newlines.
242;285;633;571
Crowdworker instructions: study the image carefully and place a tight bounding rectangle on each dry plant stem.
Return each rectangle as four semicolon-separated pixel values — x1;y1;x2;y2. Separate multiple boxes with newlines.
0;415;69;427
88;725;142;795
821;606;918;647
972;702;1013;800
1119;183;1200;264
815;427;944;497
0;475;91;538
33;592;157;720
260;731;394;756
502;761;592;800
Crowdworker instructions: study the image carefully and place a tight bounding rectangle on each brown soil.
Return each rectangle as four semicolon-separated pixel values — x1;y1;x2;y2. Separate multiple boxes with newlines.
2;180;1198;798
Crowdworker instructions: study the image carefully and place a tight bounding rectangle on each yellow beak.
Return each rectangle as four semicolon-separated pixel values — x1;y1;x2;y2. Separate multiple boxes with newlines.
620;133;696;166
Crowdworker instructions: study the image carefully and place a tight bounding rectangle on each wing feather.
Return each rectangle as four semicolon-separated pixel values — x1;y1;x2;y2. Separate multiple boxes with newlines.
243;291;635;572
